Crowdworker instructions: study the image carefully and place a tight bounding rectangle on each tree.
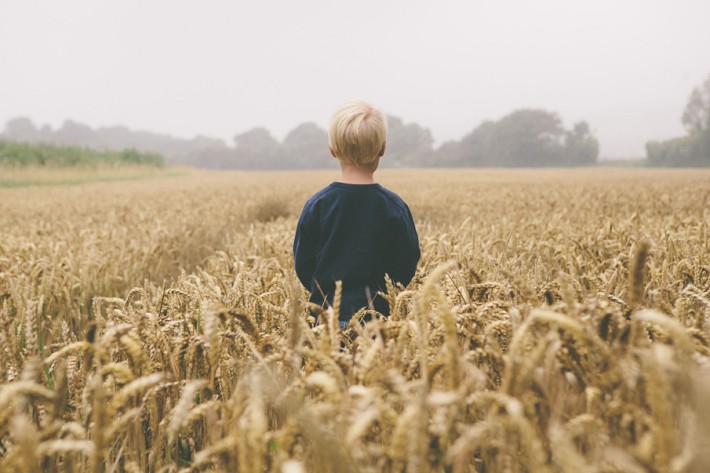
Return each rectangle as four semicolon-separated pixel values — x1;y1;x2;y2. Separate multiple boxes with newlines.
646;135;703;167
433;109;596;167
280;122;333;169
435;120;497;167
646;74;710;167
3;117;40;142
55;120;96;147
233;127;281;169
488;109;566;166
564;121;599;166
681;75;710;134
385;115;434;167
182;146;238;169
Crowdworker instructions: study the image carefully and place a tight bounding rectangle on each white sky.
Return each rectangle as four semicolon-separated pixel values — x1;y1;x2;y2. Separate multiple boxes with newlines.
1;0;709;158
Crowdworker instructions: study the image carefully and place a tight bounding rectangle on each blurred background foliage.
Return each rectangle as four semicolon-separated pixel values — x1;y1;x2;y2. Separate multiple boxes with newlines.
2;74;709;169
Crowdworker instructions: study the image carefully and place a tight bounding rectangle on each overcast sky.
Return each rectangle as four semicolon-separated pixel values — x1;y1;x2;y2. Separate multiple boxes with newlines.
1;0;709;158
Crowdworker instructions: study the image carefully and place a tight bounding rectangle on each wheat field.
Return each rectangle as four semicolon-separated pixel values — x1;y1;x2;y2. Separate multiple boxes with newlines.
1;168;709;472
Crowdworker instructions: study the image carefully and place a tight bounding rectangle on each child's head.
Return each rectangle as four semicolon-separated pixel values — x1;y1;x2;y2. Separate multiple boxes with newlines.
328;100;387;171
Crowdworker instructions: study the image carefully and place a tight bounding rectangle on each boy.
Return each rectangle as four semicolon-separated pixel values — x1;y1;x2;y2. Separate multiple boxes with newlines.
293;99;420;328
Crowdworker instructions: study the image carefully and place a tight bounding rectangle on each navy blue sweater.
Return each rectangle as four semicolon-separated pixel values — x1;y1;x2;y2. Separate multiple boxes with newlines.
294;182;420;321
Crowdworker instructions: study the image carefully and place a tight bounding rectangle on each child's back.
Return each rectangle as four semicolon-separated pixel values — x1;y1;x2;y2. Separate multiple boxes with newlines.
293;100;420;325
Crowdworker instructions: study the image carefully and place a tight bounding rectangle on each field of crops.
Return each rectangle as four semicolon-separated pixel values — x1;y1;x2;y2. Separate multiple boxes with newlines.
1;168;709;472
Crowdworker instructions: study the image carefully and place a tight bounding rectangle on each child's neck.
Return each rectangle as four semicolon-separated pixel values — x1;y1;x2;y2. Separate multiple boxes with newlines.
339;163;376;184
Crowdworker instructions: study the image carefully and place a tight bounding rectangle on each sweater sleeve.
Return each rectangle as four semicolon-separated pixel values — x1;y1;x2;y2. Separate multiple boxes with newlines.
389;205;420;287
293;201;318;290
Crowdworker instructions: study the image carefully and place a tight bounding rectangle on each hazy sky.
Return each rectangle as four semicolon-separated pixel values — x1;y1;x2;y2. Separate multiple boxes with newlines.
1;0;709;158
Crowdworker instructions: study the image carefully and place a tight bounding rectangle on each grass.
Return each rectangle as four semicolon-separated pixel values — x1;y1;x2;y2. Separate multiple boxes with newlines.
0;165;190;188
595;157;649;167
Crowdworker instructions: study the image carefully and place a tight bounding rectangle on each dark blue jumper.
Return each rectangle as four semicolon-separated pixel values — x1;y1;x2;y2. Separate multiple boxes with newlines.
293;182;420;322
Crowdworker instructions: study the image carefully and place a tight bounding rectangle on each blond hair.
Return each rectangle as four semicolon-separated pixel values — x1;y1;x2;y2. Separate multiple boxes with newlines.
328;100;387;168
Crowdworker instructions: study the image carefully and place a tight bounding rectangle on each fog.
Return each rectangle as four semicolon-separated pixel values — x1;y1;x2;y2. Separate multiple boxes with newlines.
1;0;709;159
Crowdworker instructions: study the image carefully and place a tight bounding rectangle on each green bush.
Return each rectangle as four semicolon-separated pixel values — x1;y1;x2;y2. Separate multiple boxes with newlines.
0;141;164;167
646;134;708;167
646;75;710;167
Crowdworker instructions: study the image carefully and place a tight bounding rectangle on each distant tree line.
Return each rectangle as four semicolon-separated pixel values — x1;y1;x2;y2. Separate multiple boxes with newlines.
0;117;220;166
432;110;598;167
646;75;710;166
0;110;600;169
0;140;163;167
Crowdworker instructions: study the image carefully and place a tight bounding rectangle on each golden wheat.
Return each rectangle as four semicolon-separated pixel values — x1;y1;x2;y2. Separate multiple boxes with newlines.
0;168;709;472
